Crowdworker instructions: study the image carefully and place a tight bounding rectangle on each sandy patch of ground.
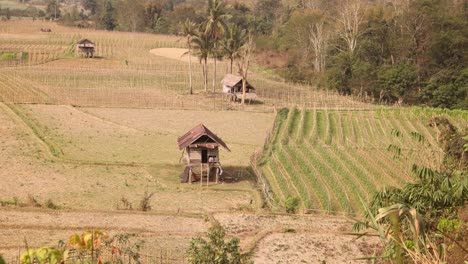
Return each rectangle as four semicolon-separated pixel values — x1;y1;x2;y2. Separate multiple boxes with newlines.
214;213;380;263
254;232;377;264
150;48;194;62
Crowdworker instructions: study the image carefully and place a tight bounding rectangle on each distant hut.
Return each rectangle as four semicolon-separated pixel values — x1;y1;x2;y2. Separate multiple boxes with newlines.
76;39;95;58
221;74;257;103
177;124;230;184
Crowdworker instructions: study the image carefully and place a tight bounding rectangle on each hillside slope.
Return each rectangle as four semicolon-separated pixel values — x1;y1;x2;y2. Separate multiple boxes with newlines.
254;107;467;214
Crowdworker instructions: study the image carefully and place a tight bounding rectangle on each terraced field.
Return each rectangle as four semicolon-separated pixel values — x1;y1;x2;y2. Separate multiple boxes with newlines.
0;20;369;110
255;107;468;214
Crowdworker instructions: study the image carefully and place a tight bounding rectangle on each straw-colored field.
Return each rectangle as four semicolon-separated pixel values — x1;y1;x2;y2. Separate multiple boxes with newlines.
0;20;381;262
0;20;371;110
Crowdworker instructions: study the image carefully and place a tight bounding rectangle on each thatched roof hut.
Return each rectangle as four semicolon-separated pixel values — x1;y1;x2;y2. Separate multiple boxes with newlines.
76;39;95;58
221;74;255;94
178;124;230;184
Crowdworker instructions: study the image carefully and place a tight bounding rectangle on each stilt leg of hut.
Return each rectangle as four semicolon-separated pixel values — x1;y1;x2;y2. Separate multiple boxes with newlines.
189;168;192;184
207;165;209;187
200;163;203;187
216;168;219;184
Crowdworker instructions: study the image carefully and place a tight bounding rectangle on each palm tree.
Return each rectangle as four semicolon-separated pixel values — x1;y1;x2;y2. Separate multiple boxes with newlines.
221;24;247;74
181;19;198;95
192;30;213;92
205;0;229;92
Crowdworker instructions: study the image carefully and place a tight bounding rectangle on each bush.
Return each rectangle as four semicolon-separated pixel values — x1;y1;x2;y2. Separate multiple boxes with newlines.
45;199;60;210
119;196;133;210
186;224;252;264
283;196;300;214
139;191;155;212
0;52;17;61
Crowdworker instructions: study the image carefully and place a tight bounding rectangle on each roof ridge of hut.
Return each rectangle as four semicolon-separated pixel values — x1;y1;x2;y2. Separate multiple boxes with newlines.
177;124;230;151
77;38;95;44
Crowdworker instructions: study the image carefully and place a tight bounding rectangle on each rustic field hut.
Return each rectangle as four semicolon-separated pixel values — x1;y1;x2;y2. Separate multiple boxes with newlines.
178;124;230;184
221;74;257;102
76;39;95;58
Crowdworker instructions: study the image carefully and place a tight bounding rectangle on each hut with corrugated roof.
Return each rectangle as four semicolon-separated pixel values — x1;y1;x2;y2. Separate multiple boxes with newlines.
221;74;257;102
177;124;230;184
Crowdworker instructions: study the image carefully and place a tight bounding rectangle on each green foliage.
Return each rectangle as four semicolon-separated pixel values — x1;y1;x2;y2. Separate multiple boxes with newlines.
0;52;17;61
283;196;300;214
20;247;63;264
221;24;247;73
186;224;252;264
45;0;60;20
100;0;116;31
378;62;418;104
370;164;467;224
0;255;5;264
437;218;460;234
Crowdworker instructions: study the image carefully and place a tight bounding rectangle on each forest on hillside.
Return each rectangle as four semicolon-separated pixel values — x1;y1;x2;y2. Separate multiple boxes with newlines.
3;0;467;109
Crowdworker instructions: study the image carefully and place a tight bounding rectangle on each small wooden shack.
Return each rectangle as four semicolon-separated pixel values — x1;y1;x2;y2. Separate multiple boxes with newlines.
76;39;95;58
177;124;230;184
221;74;257;102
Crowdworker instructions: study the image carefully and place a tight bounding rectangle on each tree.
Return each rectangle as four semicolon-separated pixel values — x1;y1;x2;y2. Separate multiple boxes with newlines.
334;0;367;55
100;0;116;31
5;8;10;20
253;0;282;35
186;224;251;264
82;0;97;15
182;19;198;95
237;34;254;105
221;24;247;74
206;0;229;92
46;0;60;20
192;30;213;92
115;0;145;32
378;62;418;105
286;9;328;73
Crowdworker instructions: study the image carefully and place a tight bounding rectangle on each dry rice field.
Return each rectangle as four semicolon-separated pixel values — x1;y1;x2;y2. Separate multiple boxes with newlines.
0;20;384;263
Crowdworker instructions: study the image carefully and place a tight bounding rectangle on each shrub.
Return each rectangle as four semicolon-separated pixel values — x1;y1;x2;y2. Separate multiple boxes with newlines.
0;52;17;61
45;199;60;210
283;196;300;214
119;196;133;210
139;191;155;212
186;224;252;264
26;194;41;207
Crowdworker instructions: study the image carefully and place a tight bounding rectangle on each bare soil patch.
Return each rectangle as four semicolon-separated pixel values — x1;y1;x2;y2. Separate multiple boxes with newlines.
150;48;193;62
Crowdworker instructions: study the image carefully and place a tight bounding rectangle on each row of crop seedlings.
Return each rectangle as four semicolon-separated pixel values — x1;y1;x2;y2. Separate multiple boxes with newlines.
377;109;443;170
273;108;324;211
259;109;292;206
259;108;434;214
334;111;410;186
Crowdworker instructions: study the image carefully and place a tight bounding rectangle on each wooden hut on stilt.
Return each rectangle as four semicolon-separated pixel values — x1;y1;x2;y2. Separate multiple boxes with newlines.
76;39;95;58
177;124;230;185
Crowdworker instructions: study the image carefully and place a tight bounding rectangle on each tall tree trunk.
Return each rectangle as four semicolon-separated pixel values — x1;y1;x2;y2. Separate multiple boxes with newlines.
188;45;193;95
230;58;233;74
213;57;217;92
203;58;208;92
